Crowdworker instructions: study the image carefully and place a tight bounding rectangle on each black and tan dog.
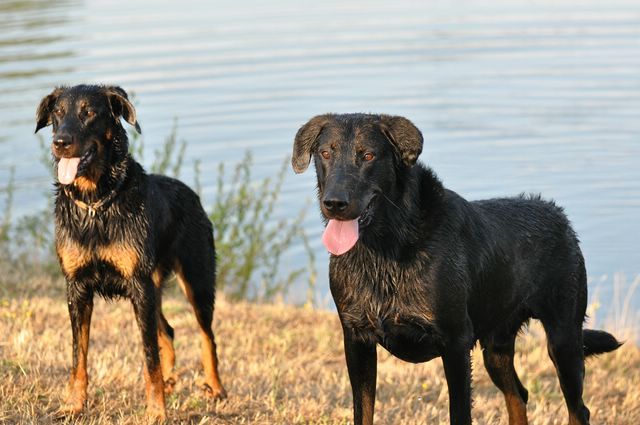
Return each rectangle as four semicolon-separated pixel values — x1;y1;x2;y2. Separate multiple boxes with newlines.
35;84;226;420
292;113;621;425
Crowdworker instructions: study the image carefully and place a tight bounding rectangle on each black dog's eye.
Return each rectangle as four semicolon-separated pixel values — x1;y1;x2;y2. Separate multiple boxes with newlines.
363;152;375;162
53;107;64;116
85;109;95;118
321;151;330;160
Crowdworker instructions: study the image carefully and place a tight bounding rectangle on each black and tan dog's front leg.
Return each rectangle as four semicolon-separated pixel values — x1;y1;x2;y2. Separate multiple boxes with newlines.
60;282;94;415
131;279;166;421
343;327;377;425
442;336;474;425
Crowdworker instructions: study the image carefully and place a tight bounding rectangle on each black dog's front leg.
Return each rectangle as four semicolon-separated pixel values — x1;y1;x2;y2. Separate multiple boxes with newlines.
130;278;166;421
442;341;473;425
343;328;377;425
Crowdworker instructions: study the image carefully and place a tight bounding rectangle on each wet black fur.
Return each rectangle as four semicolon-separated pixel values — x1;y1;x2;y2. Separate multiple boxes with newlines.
35;84;223;412
293;113;621;425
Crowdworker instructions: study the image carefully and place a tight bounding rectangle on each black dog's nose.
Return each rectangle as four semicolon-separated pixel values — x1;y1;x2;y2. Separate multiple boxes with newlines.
323;197;349;212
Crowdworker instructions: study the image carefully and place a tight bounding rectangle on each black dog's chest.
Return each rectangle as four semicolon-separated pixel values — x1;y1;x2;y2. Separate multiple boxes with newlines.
340;303;444;363
331;250;444;363
378;315;442;363
342;311;442;363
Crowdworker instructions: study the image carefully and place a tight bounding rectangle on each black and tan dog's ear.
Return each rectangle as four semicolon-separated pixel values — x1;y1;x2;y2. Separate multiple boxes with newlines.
292;114;332;173
35;87;64;133
380;115;423;166
105;86;142;134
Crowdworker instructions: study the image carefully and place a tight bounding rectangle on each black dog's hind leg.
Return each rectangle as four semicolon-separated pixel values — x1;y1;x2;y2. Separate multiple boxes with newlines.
541;265;591;425
131;279;166;420
61;283;94;414
175;256;226;400
342;327;377;425
543;322;590;425
481;332;529;425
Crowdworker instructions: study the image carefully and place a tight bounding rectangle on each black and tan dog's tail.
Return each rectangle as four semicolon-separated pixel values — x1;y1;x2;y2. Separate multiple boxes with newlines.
583;329;623;356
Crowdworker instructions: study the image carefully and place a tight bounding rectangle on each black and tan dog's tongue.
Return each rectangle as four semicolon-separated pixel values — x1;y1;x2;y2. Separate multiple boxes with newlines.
57;157;80;185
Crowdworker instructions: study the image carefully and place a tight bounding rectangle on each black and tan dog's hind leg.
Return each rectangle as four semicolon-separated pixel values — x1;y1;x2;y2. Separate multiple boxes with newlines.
174;248;226;400
153;279;178;395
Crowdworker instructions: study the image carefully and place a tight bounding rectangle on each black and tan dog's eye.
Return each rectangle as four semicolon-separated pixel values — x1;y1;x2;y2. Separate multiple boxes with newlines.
86;109;95;118
54;107;64;116
363;152;374;161
321;151;330;159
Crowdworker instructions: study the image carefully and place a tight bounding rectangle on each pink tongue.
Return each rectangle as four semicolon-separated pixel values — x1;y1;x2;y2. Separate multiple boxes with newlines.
57;157;80;185
322;219;359;255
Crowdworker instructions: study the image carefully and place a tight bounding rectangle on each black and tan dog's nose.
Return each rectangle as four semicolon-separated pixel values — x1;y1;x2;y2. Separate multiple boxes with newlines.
323;197;349;213
53;135;72;149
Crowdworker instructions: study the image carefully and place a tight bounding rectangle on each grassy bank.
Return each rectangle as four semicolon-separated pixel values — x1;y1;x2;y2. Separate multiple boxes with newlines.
1;272;639;424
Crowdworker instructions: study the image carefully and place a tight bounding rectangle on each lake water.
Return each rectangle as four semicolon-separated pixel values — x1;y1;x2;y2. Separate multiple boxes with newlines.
1;0;639;321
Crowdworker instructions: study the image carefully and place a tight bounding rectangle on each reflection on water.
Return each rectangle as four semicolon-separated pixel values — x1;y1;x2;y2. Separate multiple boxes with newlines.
1;0;639;312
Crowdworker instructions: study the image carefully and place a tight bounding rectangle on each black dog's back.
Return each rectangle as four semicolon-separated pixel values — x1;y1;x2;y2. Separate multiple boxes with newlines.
462;195;586;335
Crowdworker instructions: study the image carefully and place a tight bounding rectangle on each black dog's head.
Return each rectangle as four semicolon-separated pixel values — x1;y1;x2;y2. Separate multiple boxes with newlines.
35;84;141;189
292;113;423;227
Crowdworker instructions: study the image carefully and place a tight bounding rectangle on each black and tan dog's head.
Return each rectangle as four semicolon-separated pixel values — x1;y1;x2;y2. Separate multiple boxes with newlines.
292;114;423;254
35;84;141;190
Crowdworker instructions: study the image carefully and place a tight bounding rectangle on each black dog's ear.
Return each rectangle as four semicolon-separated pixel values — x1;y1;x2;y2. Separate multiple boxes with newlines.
105;86;142;134
379;115;423;166
292;114;332;173
35;87;64;133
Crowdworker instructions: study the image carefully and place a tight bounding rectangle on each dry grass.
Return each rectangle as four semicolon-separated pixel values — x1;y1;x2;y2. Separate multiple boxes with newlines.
1;272;639;424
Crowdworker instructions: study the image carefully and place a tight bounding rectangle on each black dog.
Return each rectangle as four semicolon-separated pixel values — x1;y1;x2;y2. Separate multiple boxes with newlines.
35;85;226;420
292;113;621;425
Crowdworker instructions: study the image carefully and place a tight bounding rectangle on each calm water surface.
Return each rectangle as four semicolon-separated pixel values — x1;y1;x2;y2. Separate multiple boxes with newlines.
1;0;639;316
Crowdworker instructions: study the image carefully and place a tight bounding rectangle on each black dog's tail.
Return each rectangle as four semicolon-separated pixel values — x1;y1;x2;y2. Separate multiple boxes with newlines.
583;329;623;356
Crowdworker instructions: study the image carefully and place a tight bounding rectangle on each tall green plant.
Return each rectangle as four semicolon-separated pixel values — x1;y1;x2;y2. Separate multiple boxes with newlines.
209;152;314;302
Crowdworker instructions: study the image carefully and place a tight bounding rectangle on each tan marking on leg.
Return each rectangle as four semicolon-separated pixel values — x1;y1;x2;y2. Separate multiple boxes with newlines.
505;393;528;425
174;263;226;399
98;244;139;279
157;329;176;394
143;363;166;421
198;328;227;399
151;268;165;288
173;262;195;304
156;298;176;395
154;279;177;394
60;309;91;414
